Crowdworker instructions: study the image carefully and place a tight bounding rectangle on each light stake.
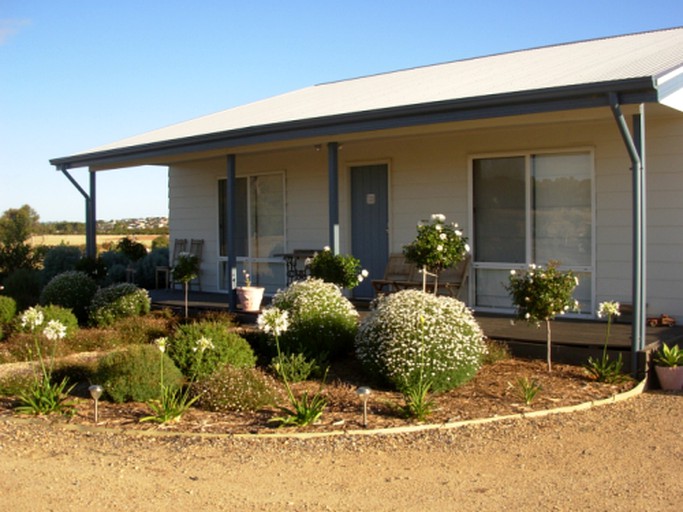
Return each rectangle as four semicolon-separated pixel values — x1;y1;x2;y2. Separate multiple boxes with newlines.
88;384;103;423
355;386;372;428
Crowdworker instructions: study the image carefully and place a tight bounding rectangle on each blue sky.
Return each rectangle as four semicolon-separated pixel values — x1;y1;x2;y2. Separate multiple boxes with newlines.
1;1;682;222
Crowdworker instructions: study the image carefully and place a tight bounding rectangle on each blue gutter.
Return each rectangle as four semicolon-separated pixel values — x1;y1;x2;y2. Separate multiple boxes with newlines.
608;93;646;375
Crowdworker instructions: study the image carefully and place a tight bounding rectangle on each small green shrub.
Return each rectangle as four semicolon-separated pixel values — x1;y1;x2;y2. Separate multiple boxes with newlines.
0;372;34;396
194;366;279;413
95;345;183;403
271;278;358;360
356;289;487;392
106;312;176;346
40;271;97;324
168;321;256;379
269;352;322;383
308;248;365;289
17;305;79;337
0;295;17;331
41;245;82;285
2;268;41;311
89;283;151;327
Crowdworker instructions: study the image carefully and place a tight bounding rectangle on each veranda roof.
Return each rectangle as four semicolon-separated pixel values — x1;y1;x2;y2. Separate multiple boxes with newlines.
51;26;683;170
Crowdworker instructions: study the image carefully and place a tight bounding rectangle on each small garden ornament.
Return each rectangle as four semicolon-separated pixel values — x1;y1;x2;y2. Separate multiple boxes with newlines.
507;261;579;372
403;214;469;293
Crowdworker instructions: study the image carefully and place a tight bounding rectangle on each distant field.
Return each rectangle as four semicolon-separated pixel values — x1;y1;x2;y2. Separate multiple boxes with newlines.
28;234;162;249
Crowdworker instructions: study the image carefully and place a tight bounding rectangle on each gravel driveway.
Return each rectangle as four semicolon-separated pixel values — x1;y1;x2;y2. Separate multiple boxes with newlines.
0;391;680;511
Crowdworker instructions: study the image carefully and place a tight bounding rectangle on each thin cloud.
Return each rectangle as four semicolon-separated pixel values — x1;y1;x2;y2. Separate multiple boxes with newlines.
0;19;31;45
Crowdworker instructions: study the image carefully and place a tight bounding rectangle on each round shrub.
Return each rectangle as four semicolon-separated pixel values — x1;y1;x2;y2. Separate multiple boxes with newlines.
355;289;486;392
17;304;79;337
272;278;358;359
41;245;82;285
168;321;256;379
89;283;151;327
40;271;97;324
193;366;278;413
95;344;183;403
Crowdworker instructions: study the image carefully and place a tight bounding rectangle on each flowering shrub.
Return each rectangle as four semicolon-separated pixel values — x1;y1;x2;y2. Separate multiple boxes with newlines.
89;283;151;327
168;321;256;379
194;366;279;413
403;214;470;275
355;289;486;392
507;261;579;371
585;301;626;382
272;278;358;359
40;271;98;324
308;247;368;289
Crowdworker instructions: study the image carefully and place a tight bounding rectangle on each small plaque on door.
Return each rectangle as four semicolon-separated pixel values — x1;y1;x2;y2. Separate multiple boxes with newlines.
366;193;376;205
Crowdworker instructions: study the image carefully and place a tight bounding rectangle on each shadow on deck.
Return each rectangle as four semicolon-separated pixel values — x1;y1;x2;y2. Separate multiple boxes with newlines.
150;289;683;377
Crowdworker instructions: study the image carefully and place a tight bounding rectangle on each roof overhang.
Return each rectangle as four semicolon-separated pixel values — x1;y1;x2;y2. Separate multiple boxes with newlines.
50;77;658;172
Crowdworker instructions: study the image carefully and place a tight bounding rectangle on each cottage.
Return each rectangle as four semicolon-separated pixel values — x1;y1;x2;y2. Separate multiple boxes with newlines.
51;27;683;355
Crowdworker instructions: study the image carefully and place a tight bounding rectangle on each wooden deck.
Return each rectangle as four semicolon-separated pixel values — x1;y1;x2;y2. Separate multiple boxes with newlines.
149;289;683;375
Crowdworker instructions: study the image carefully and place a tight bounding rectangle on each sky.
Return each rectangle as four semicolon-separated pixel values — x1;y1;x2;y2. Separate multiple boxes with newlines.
1;1;682;222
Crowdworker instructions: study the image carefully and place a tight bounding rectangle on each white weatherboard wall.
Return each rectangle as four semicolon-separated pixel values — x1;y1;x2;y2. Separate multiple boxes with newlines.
168;107;683;320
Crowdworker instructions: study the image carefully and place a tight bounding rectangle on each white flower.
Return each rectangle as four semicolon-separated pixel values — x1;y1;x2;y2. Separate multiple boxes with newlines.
323;246;331;252
43;320;66;341
257;307;289;337
510;269;516;275
455;229;463;237
529;263;537;270
574;276;580;286
597;301;620;318
21;307;44;331
361;269;369;278
430;213;446;223
436;245;443;252
154;337;168;353
525;312;531;319
357;275;364;283
464;244;471;253
195;336;214;353
439;233;447;240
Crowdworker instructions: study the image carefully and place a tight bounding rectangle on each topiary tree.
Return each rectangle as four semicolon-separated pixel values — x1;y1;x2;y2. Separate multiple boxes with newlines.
506;261;579;372
96;344;184;403
271;278;359;360
40;271;98;325
355;289;487;392
168;320;256;380
89;283;151;327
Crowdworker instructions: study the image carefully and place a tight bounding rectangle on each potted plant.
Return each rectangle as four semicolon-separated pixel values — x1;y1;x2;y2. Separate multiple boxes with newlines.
653;343;683;390
237;269;265;312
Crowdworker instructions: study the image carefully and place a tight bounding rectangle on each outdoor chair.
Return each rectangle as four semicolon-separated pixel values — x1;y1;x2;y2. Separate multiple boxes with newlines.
371;254;415;295
156;238;187;289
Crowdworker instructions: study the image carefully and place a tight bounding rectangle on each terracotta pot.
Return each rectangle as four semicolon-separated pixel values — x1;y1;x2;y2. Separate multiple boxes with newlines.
654;365;683;390
237;286;265;312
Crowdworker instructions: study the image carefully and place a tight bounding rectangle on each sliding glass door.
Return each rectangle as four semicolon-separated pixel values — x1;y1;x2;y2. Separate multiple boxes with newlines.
472;151;593;313
218;174;285;293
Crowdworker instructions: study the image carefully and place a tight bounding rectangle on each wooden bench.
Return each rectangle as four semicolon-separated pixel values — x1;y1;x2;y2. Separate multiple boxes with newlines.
372;254;470;299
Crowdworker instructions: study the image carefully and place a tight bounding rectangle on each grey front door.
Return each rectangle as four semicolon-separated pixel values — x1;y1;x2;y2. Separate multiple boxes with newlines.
351;164;389;299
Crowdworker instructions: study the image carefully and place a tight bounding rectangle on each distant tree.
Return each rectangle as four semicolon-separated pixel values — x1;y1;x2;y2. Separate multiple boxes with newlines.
0;205;40;276
0;205;39;245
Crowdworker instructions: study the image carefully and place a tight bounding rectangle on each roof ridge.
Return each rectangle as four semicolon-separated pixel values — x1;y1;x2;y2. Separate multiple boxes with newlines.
315;26;683;87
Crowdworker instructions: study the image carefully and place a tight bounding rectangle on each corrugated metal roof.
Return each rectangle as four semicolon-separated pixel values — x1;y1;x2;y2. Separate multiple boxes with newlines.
53;27;683;167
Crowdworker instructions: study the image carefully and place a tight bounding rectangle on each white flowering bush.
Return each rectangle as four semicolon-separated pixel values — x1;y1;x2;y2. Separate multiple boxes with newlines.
355;289;486;392
89;283;151;327
403;214;470;274
194;366;279;413
308;247;368;289
272;278;358;359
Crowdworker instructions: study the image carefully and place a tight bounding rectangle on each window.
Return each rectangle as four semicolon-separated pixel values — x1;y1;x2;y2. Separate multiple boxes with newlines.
472;151;593;313
218;174;285;292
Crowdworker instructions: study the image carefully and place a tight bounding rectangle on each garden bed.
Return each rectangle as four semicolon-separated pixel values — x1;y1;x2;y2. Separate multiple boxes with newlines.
0;354;635;436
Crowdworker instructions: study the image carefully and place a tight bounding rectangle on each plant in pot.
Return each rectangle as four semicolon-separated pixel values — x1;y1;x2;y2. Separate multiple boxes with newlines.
653;343;683;390
237;269;265;312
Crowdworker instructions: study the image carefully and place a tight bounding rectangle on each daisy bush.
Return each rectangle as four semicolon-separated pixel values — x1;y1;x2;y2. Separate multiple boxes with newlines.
355;289;486;392
271;278;358;359
89;283;151;327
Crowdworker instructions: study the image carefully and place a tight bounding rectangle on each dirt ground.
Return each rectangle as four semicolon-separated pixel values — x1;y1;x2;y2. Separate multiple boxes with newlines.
0;356;681;511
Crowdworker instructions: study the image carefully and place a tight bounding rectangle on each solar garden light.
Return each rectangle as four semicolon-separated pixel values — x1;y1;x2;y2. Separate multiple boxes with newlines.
355;386;372;428
88;385;103;423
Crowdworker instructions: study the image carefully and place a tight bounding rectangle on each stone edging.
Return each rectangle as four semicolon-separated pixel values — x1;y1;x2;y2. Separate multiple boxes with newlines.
1;379;647;440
